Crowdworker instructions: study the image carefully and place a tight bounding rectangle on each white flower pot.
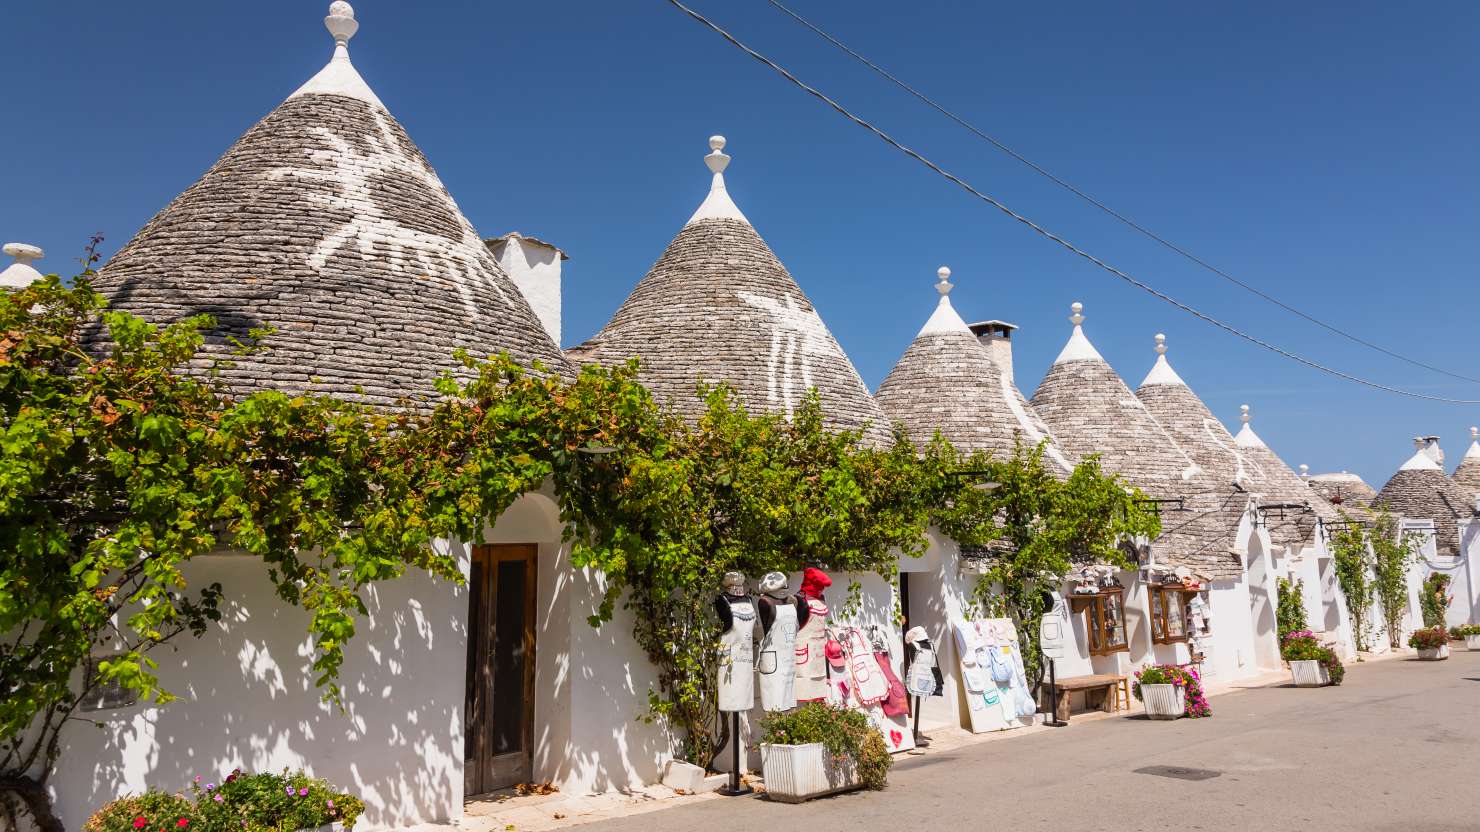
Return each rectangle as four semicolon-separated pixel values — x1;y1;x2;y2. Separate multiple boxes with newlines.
1417;644;1450;661
760;742;862;803
1466;634;1480;650
1140;683;1186;720
1289;659;1330;688
296;825;346;832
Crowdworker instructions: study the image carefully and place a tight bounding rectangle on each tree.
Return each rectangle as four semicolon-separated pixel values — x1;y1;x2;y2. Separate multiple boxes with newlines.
930;437;1161;690
1368;506;1421;649
1330;513;1377;653
1421;572;1453;630
1276;577;1309;639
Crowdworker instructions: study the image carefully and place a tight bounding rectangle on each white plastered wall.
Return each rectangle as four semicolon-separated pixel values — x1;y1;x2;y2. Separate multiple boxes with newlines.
48;488;678;830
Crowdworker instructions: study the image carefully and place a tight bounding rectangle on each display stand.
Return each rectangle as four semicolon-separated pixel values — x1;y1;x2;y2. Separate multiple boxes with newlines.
910;695;929;747
1043;658;1066;727
716;711;752;797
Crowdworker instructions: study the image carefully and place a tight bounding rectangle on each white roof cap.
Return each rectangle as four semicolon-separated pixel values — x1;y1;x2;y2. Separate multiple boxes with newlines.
686;135;750;226
917;266;972;336
1399;446;1442;471
1139;333;1186;387
0;243;44;290
1466;426;1480;461
290;2;386;110
1234;404;1266;449
1051;301;1105;364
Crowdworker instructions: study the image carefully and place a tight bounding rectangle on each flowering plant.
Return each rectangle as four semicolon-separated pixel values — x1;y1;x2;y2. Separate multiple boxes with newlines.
85;769;363;832
759;702;892;790
1408;626;1449;651
1451;624;1480;637
1131;663;1210;718
1281;631;1344;684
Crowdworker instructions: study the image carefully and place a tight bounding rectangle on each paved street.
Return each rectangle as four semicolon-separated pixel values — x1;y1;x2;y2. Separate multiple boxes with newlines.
577;654;1480;832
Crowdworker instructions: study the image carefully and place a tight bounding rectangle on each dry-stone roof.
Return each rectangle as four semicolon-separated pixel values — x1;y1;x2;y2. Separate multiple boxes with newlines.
91;5;567;409
1451;429;1480;501
1030;306;1239;579
570;138;890;446
1134;339;1332;550
1375;448;1476;556
1307;471;1377;509
875;269;1070;471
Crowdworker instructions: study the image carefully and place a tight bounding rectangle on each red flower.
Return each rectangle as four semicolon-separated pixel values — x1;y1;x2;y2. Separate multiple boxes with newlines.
177;820;190;828
133;819;147;830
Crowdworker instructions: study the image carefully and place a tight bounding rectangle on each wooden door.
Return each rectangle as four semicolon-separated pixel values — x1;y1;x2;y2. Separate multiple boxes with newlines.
464;543;537;795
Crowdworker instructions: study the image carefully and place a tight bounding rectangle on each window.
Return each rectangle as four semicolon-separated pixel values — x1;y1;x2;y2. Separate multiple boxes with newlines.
79;655;139;712
1150;588;1188;645
1073;589;1129;656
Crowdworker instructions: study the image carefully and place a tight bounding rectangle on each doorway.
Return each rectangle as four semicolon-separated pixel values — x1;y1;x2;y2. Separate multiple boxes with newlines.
465;543;538;795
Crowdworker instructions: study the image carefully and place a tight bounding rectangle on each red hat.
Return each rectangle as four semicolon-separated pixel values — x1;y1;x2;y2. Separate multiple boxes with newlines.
800;567;832;598
825;638;846;666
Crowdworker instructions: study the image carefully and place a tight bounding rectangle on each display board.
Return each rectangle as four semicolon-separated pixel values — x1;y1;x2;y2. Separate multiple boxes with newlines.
952;617;1037;734
824;625;915;753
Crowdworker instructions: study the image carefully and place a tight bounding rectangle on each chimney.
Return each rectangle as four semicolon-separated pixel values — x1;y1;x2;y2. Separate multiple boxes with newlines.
0;243;45;291
1413;435;1444;466
968;319;1018;382
486;233;565;346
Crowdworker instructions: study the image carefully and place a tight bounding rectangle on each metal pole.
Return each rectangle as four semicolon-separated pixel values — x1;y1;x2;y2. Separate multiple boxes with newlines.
1046;657;1065;727
718;711;752;796
912;695;928;747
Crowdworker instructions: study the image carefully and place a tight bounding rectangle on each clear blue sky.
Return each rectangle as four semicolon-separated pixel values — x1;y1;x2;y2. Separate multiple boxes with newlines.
6;1;1478;488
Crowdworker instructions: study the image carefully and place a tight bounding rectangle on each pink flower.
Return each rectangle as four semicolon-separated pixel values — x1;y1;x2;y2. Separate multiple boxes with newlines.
285;786;294;796
213;794;223;803
205;783;215;791
298;787;309;796
133;819;147;830
327;799;335;808
177;820;189;828
193;776;201;783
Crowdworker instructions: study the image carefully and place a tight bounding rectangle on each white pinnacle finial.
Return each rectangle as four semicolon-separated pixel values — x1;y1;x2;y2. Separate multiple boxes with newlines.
1471;426;1478;441
936;266;953;295
326;2;358;45
705;136;731;175
1299;464;1309;479
0;243;45;290
1069;302;1084;327
1240;404;1250;424
1154;333;1167;355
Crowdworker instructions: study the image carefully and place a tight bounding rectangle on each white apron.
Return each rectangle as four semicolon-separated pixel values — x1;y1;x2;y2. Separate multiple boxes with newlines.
793;598;830;703
717;597;756;712
758;599;799;710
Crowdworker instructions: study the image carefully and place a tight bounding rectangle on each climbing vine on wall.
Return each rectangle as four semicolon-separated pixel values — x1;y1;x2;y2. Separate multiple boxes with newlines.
1367;507;1421;649
1276;577;1309;638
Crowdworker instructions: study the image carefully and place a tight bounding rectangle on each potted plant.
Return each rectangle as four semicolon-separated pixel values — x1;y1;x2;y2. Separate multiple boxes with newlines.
1408;626;1450;660
85;769;364;832
758;702;891;802
1280;630;1344;687
1132;664;1210;720
1455;624;1480;651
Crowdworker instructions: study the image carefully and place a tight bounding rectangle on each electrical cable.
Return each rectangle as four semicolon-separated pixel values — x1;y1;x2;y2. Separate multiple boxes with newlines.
765;0;1480;386
664;0;1480;405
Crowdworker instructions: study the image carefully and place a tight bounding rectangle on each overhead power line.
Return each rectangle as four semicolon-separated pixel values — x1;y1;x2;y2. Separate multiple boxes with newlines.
664;0;1480;405
764;0;1480;387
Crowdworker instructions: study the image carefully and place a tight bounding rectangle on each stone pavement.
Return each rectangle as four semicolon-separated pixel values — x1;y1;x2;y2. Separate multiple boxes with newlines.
416;649;1465;832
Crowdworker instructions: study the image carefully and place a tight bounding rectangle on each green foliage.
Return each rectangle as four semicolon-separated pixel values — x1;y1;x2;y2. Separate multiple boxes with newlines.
555;386;933;765
84;769;362;832
1281;631;1344;685
81;790;196;832
928;437;1159;689
1421;573;1453;629
759;702;892;790
1131;664;1210;717
1407;626;1448;651
1368;506;1421;649
1276;577;1309;638
1330;514;1377;653
1451;624;1480;637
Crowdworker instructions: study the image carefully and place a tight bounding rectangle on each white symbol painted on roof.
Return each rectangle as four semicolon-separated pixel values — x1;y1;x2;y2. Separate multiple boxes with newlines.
265;108;503;317
738;291;850;417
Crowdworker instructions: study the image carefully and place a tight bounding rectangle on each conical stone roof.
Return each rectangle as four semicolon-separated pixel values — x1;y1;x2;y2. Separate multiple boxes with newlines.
1451;428;1480;500
1030;305;1238;579
1375;444;1476;556
1307;471;1377;509
91;3;568;408
875;268;1070;470
570;137;890;445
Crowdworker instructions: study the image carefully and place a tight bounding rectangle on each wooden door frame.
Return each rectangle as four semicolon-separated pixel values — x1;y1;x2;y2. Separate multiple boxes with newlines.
465;543;538;796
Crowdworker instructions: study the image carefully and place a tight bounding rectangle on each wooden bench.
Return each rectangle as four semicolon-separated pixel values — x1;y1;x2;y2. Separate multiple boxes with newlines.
1042;674;1131;722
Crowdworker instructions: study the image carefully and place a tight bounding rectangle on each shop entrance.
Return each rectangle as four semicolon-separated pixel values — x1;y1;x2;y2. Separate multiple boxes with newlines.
464;543;538;795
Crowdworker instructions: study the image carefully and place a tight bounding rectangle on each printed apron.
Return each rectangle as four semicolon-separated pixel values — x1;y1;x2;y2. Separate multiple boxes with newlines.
793;598;831;703
717;597;757;712
758;599;799;710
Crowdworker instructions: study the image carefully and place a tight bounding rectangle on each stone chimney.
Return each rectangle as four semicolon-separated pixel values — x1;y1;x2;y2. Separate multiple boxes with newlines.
486;233;565;346
0;243;45;290
968;319;1017;382
1413;435;1444;466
